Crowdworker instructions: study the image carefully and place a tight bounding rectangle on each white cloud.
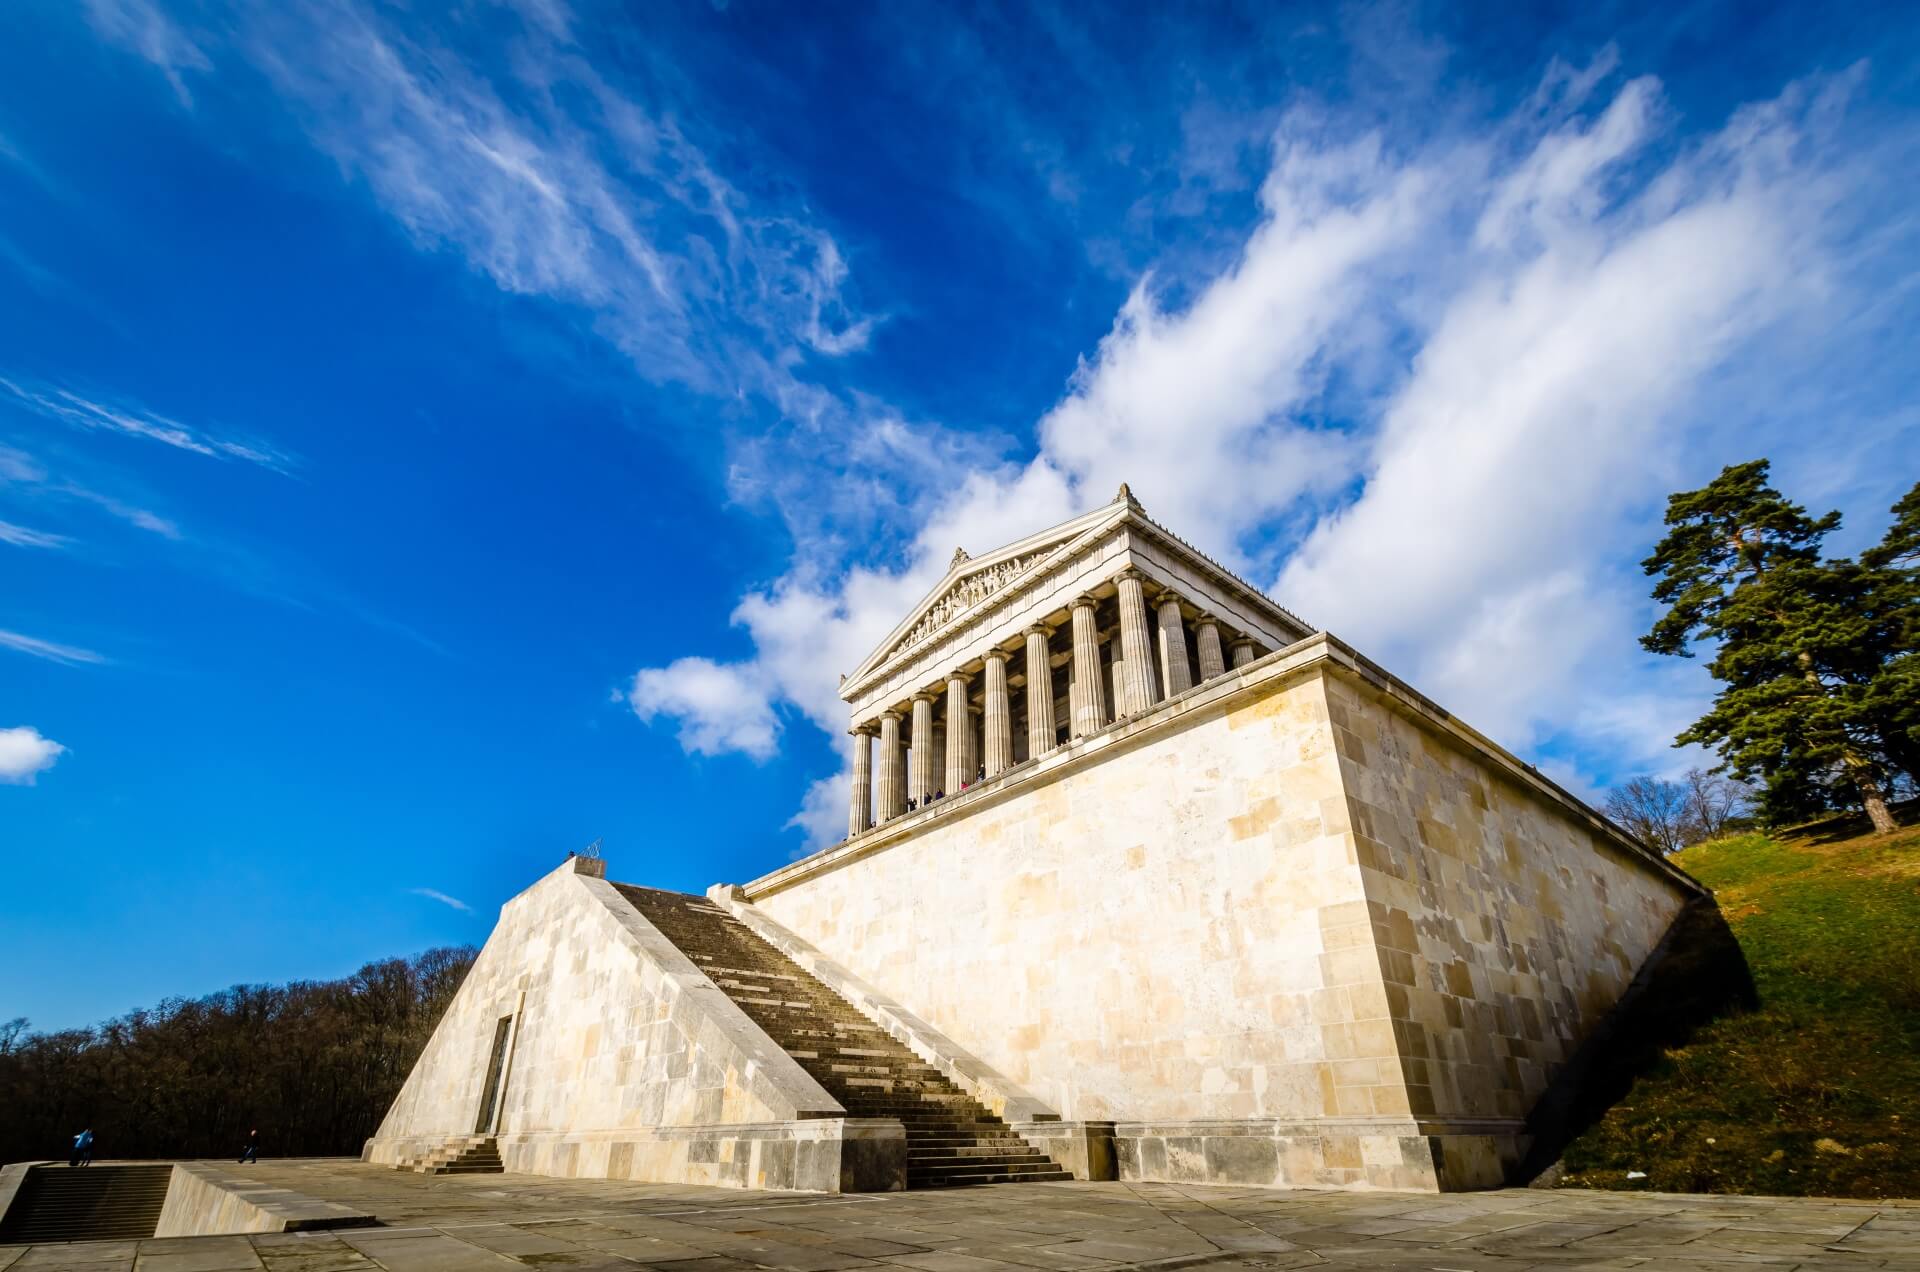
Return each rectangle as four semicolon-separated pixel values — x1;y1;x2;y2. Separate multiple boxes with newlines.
220;3;872;397
0;520;70;549
632;118;1443;785
82;0;211;107
785;770;851;858
0;726;66;785
0;629;106;666
1032;128;1429;555
628;66;1892;852
0;376;289;472
0;443;180;539
625;657;781;760
1277;70;1837;759
409;887;473;913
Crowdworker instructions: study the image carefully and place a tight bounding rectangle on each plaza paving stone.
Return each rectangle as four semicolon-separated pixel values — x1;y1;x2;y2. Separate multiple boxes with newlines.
0;1160;1913;1271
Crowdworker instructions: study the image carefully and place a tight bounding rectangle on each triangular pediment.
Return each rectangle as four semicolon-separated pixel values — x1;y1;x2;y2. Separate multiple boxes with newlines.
844;501;1129;690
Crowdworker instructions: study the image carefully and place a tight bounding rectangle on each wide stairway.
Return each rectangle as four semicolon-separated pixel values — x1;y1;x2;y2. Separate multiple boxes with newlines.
397;1136;503;1175
617;886;1071;1187
0;1164;173;1243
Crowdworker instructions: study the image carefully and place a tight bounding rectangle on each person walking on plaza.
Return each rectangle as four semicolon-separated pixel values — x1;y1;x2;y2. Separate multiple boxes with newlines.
239;1128;259;1164
70;1127;93;1167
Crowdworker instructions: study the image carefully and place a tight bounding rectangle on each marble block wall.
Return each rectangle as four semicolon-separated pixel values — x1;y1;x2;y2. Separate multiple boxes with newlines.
743;637;1701;1191
365;856;903;1192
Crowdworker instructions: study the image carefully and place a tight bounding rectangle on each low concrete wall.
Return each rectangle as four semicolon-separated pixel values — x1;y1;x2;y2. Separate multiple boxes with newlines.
497;1119;906;1193
154;1163;375;1237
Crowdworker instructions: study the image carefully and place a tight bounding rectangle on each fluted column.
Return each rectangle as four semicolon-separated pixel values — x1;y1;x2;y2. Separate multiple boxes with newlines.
1156;592;1194;697
910;692;936;803
945;673;974;793
847;725;873;837
1230;637;1256;669
876;711;904;820
1069;594;1107;737
1113;569;1159;716
983;652;1013;777
1195;615;1226;682
1024;625;1057;758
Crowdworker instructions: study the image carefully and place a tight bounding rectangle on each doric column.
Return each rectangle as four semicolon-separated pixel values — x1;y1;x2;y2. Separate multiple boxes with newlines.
910;692;936;803
1229;637;1256;669
1156;592;1194;697
1113;569;1159;716
847;725;873;838
1024;625;1057;758
1194;615;1226;682
945;673;974;794
983;652;1013;777
876;711;904;821
1069;594;1107;737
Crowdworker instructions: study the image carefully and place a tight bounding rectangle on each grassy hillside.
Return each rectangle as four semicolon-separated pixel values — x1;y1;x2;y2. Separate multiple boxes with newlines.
1559;818;1920;1198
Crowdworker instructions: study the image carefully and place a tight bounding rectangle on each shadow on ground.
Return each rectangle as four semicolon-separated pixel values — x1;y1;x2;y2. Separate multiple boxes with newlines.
1514;894;1758;1185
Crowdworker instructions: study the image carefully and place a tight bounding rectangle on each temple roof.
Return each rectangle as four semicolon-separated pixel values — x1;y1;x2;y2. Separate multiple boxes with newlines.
841;485;1312;701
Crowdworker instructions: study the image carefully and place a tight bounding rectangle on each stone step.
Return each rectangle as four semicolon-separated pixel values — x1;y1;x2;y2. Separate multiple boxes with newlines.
911;1170;1076;1187
612;883;1071;1190
0;1165;175;1243
909;1147;1054;1161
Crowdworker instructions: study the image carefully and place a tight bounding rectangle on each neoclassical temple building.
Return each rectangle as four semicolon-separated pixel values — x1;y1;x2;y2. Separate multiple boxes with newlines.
368;486;1705;1195
838;485;1303;835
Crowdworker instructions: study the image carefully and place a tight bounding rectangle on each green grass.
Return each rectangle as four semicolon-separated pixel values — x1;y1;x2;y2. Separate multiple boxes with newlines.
1558;819;1920;1199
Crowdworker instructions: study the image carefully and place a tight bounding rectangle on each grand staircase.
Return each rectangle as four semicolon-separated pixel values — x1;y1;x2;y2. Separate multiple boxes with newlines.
0;1164;173;1244
617;886;1071;1188
394;1136;503;1175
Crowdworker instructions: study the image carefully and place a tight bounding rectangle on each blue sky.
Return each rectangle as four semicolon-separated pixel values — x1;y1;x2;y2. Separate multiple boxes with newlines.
2;1;1917;1032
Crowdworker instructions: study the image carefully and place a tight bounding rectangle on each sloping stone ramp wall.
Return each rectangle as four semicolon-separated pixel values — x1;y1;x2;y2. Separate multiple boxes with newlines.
363;856;903;1192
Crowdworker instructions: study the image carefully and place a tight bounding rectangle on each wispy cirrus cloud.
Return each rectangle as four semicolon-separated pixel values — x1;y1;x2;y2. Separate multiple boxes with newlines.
0;628;107;666
87;0;895;541
0;725;66;785
0;376;291;472
0;520;71;549
81;0;210;107
182;0;875;401
409;887;473;914
0;443;180;539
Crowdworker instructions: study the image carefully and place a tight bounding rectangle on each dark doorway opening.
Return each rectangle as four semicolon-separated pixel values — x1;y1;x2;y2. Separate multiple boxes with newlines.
475;1015;513;1134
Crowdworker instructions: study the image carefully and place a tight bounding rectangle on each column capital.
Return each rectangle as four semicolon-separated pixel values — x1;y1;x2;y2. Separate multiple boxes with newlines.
1071;591;1100;611
911;689;939;704
1153;588;1184;611
983;647;1009;665
1113;566;1147;585
849;720;877;737
1193;612;1220;627
878;707;903;723
945;668;972;686
1024;621;1053;639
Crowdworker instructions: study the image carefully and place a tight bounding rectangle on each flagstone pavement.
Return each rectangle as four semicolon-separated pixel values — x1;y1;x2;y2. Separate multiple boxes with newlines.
2;1159;1914;1272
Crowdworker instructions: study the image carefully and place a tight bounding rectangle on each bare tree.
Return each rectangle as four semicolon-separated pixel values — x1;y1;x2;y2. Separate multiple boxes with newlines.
1605;776;1691;855
1680;767;1755;842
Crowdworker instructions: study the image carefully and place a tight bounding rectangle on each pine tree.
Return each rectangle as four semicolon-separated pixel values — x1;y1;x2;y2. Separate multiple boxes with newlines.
1862;481;1920;785
1641;460;1905;833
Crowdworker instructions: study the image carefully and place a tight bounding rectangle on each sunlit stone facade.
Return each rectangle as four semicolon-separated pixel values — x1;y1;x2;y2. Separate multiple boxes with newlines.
373;485;1705;1196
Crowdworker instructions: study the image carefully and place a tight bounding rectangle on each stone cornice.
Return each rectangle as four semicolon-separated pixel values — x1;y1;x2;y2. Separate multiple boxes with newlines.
840;500;1314;704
